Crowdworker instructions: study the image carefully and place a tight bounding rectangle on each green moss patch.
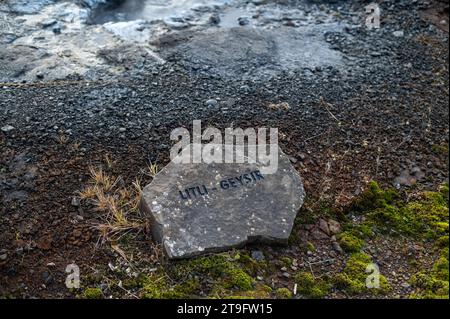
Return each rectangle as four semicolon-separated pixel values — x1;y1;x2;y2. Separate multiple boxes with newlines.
236;252;270;276
352;181;398;213
220;284;272;299
82;287;103;299
410;243;449;299
275;287;293;299
142;275;200;299
337;231;365;252
294;272;330;299
167;253;256;298
350;182;449;239
333;252;391;296
431;143;449;155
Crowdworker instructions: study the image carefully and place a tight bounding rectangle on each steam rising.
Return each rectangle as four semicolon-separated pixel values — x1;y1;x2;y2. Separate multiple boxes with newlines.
89;0;229;24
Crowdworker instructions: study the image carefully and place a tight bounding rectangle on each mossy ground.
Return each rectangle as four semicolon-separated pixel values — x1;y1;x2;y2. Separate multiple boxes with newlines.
337;232;365;253
82;287;103;299
287;181;447;299
333;252;391;296
132;253;265;299
294;272;331;298
339;181;449;299
409;245;449;299
350;181;448;240
275;288;293;299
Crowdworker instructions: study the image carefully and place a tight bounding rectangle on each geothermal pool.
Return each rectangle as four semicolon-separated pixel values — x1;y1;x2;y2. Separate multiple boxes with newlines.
0;0;352;82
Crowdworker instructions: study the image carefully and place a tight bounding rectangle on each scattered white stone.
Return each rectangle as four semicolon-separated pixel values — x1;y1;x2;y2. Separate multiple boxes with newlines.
1;125;15;132
108;262;116;271
71;197;81;207
393;30;404;37
206;99;218;107
401;282;411;289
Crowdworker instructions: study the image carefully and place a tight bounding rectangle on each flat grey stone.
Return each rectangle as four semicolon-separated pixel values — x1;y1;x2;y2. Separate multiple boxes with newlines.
141;145;305;259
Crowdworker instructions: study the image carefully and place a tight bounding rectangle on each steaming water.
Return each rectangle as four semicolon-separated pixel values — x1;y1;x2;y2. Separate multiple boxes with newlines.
0;0;349;82
91;0;231;24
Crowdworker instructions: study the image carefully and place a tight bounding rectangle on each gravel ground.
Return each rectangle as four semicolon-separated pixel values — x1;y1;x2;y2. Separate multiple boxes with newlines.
0;0;448;298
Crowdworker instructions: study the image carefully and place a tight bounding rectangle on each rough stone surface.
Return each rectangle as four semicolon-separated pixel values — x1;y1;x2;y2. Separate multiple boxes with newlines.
328;219;341;235
141;145;305;259
251;250;265;261
164;27;344;80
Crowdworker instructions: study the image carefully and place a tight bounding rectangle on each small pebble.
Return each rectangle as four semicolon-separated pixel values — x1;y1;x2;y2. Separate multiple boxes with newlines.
1;125;15;132
205;99;218;107
71;197;80;207
393;30;404;37
251;250;265;261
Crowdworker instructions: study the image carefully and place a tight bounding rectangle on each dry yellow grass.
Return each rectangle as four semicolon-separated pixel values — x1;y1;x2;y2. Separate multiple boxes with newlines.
104;154;116;169
57;132;69;145
89;166;118;192
131;178;143;211
78;184;98;200
79;166;147;242
148;163;160;178
268;102;290;111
